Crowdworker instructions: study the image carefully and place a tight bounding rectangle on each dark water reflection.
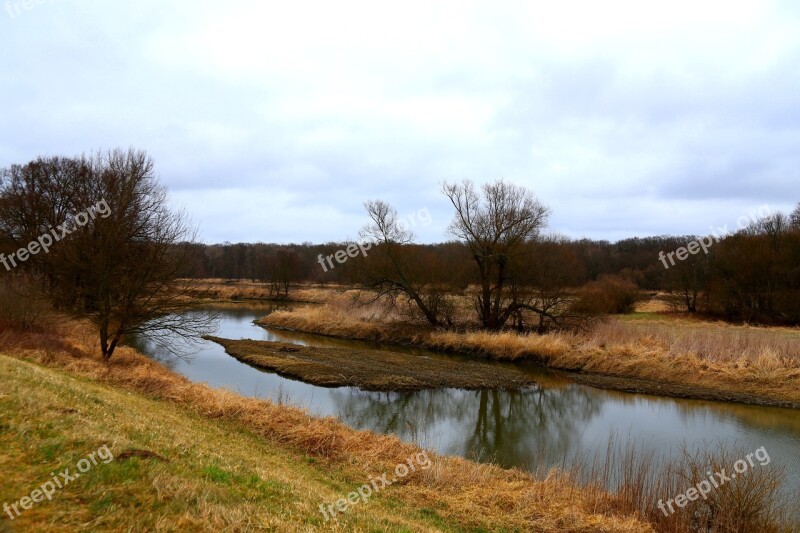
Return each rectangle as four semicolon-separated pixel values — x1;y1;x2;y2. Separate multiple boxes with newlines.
129;304;800;506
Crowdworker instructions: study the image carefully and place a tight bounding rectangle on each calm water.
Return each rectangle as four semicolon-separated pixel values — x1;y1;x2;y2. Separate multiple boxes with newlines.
131;304;800;505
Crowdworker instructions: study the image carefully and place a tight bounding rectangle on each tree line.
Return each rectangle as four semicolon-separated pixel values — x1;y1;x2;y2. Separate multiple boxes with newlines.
2;149;798;364
178;235;700;290
178;187;800;327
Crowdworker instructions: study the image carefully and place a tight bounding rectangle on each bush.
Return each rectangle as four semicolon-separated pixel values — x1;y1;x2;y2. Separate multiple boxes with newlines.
571;275;640;315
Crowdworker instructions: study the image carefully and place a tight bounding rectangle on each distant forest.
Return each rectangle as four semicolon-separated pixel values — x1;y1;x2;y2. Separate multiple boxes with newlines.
179;236;691;288
180;214;800;326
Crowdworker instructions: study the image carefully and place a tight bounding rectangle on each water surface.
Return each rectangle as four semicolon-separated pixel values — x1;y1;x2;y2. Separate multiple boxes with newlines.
130;303;800;506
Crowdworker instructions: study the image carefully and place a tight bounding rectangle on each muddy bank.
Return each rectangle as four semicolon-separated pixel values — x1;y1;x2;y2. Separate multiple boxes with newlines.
204;336;537;391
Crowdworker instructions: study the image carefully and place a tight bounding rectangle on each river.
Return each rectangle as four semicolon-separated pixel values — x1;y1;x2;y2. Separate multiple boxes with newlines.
130;303;800;507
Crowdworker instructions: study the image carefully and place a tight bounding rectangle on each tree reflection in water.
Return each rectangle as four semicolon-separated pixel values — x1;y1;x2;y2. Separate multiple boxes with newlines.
329;383;604;472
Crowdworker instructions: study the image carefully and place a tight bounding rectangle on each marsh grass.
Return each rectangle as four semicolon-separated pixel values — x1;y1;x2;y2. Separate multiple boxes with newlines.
589;320;800;365
177;279;343;303
557;437;794;533
261;304;800;406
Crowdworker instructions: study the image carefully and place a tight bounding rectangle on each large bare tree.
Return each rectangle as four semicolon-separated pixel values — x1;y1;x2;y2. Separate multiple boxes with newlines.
0;149;215;360
443;179;550;329
508;235;590;332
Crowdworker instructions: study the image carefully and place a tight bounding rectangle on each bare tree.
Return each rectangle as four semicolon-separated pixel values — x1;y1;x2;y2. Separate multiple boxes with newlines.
351;200;454;327
0;149;216;360
790;203;800;230
442;179;550;329
664;244;710;313
509;236;591;332
266;249;297;298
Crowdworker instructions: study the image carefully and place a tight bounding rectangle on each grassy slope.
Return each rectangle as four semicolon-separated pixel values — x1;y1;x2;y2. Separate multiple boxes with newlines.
0;355;449;531
0;320;653;533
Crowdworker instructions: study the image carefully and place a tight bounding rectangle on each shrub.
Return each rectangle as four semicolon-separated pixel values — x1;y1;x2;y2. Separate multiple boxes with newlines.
571;275;640;315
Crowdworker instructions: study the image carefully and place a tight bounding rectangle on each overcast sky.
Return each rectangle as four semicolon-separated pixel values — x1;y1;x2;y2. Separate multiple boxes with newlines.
1;1;798;244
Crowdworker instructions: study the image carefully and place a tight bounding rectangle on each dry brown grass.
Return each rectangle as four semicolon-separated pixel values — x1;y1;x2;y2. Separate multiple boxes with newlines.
0;317;654;532
260;304;800;408
177;279;344;303
634;293;673;314
588;320;800;365
553;438;794;533
259;304;430;344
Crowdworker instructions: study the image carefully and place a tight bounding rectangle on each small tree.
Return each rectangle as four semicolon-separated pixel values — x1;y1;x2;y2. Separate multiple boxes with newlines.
351;200;455;327
267;249;297;298
664;244;710;313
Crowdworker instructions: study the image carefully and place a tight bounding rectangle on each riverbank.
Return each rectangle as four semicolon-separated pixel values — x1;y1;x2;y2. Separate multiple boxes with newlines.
205;336;537;391
258;305;800;409
0;318;653;532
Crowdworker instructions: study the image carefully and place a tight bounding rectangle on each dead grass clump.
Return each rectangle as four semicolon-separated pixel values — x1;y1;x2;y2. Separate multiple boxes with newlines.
259;305;427;344
558;437;794;533
427;330;572;361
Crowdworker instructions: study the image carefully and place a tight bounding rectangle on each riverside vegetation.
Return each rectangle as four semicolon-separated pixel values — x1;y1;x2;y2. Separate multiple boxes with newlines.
258;293;800;409
0;316;655;532
1;313;795;531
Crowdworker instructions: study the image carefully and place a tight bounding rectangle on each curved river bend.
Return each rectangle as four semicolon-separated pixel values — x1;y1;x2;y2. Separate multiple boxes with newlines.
131;304;800;508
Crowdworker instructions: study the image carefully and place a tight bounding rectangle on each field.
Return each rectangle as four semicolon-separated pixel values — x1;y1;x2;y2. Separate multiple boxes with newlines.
177;279;336;304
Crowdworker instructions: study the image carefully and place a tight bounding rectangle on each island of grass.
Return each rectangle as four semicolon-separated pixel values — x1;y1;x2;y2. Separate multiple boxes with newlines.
204;336;537;391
